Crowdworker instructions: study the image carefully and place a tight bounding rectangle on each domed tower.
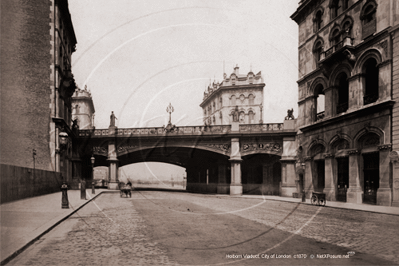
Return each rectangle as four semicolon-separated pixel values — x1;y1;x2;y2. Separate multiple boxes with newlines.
71;85;95;129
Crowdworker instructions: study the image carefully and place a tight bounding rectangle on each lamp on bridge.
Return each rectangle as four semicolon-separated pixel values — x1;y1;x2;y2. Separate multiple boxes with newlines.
91;155;95;194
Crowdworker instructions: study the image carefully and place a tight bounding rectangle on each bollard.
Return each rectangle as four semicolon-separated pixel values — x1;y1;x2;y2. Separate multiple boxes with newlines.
92;180;95;194
61;182;69;209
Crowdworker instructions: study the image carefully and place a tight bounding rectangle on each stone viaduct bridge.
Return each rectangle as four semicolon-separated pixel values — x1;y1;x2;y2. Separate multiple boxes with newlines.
75;120;297;196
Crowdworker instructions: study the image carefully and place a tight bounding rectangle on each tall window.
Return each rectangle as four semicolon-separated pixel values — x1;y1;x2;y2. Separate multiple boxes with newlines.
331;0;341;19
315;84;325;121
314;9;323;32
313;39;324;65
360;1;377;39
363;58;379;105
230;95;236;106
342;18;353;38
331;28;341;46
336;73;349;113
248;94;254;105
248;111;254;123
342;0;349;10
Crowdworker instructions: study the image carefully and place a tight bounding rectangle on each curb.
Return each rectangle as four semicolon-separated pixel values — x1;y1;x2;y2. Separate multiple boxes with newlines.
230;195;399;216
1;191;104;266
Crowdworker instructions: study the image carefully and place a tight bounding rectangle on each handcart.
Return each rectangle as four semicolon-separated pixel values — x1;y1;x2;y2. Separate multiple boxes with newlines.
311;191;326;206
119;182;132;198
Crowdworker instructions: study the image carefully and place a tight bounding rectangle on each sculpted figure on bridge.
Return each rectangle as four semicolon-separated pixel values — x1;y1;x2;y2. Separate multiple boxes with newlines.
285;108;295;120
110;111;117;127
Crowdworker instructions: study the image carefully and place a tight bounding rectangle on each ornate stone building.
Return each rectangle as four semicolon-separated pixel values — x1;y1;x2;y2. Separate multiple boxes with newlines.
200;66;264;126
71;86;95;130
291;0;399;206
1;0;78;201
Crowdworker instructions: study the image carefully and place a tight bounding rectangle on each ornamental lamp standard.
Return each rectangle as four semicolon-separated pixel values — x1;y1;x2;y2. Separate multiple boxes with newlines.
91;155;95;194
59;132;69;148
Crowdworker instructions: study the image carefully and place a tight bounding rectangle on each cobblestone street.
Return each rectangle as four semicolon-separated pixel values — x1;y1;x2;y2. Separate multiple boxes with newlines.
9;192;399;265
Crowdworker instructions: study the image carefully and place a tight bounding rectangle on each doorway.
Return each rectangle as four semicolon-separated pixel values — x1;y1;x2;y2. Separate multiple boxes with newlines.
337;157;349;202
363;152;379;204
315;160;325;192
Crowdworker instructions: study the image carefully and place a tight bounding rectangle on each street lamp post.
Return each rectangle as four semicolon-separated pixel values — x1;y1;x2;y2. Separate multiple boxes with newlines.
91;155;95;194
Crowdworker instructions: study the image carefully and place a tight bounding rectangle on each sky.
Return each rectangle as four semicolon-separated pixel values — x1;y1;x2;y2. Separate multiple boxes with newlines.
68;0;300;180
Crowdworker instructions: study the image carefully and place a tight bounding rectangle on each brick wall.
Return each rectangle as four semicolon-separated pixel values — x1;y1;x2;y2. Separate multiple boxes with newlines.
0;164;62;204
393;29;399;151
0;0;53;171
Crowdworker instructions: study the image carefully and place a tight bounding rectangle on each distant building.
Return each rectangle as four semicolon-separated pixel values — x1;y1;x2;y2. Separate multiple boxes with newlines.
1;0;78;200
291;0;399;206
200;66;264;125
71;86;95;130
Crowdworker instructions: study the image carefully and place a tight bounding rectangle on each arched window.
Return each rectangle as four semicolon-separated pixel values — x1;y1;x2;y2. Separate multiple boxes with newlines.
248;94;255;105
315;84;325;121
219;97;223;107
360;1;377;39
336;72;349;113
363;58;379;105
341;17;353;38
248;110;254;123
313;39;324;66
331;28;341;46
239;111;245;123
230;95;236;106
313;9;323;32
239;94;245;104
331;0;341;19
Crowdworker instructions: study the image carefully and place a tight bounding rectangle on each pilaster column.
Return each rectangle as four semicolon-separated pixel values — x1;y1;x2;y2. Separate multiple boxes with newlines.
323;153;336;201
347;149;362;204
304;156;314;198
280;159;296;197
230;138;242;196
107;141;119;190
377;144;392;206
390;151;399;207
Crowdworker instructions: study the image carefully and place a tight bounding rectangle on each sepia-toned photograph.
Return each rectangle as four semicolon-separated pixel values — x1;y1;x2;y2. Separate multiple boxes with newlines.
1;0;399;265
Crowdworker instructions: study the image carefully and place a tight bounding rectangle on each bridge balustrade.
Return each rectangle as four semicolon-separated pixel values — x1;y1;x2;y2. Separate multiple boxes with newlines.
78;123;285;138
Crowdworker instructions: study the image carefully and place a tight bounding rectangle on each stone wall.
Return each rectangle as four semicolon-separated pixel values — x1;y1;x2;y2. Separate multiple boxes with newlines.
1;164;62;204
393;28;399;151
0;0;53;171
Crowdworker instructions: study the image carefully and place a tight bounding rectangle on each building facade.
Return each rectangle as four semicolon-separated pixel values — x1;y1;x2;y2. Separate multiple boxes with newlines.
1;0;78;200
71;86;95;130
291;0;399;206
200;66;264;126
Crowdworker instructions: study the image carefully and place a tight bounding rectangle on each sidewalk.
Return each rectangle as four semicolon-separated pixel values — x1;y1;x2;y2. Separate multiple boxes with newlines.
235;194;399;216
1;189;399;265
0;189;107;265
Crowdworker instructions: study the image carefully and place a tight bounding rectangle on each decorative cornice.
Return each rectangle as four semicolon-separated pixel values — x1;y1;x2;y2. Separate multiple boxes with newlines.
378;144;392;151
323;153;334;159
348;149;359;155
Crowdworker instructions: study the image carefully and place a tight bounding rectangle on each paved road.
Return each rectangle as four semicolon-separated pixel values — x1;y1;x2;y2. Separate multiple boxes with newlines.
8;192;399;265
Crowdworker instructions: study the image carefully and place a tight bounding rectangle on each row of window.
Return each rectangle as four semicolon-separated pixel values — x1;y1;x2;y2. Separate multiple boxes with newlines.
204;94;256;116
313;57;378;122
313;0;377;54
205;110;256;125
